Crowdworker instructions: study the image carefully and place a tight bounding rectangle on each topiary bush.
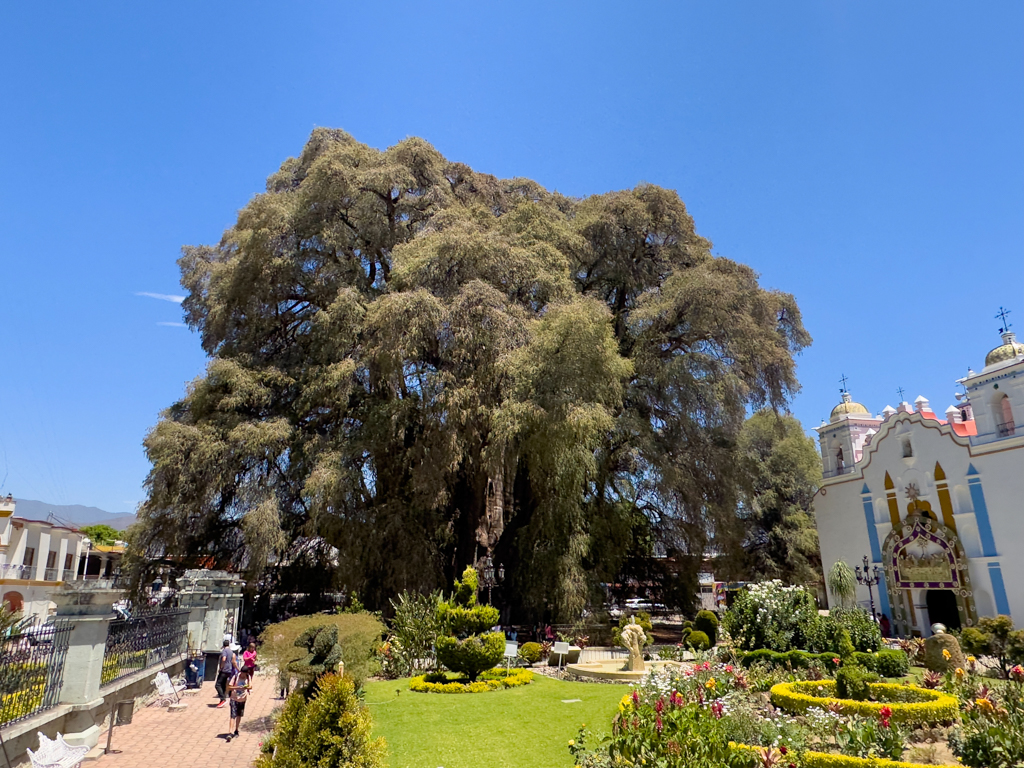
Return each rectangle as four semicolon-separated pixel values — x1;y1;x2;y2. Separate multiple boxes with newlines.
924;632;964;673
687;630;710;651
694;610;719;646
835;665;879;701
435;566;503;681
518;641;543;664
256;673;386;768
875;649;910;678
852;651;877;671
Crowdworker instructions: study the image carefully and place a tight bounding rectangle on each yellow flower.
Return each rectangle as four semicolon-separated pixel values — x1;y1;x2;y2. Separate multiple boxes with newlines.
955;668;965;679
619;694;632;712
943;649;951;660
967;656;976;664
705;678;717;689
976;698;994;713
568;740;575;747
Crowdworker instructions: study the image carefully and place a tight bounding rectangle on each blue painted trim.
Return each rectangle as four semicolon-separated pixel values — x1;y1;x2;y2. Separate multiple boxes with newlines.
966;463;979;476
988;562;1011;616
967;476;998;557
861;483;871;495
877;573;891;620
862;495;882;562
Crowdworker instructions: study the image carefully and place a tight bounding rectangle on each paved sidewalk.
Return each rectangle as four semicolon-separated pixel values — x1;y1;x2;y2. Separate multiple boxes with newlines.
90;672;280;768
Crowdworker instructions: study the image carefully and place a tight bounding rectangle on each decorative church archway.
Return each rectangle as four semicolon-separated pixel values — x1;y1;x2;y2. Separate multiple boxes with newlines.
881;514;977;637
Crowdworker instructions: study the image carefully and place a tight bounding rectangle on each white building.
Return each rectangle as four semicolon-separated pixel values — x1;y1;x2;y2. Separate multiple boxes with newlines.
812;327;1024;637
0;495;90;621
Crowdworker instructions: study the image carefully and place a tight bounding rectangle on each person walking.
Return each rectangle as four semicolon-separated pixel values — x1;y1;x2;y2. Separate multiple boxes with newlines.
225;668;251;742
215;639;237;708
241;641;258;674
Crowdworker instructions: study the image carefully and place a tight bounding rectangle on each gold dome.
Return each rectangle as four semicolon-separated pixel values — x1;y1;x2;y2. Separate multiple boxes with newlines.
985;331;1024;368
830;392;870;423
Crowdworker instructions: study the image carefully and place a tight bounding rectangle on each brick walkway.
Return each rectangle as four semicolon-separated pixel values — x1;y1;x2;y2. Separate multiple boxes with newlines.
91;672;280;768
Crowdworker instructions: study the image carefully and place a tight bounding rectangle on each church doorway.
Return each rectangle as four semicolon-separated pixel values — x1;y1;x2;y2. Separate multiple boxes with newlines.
926;590;961;631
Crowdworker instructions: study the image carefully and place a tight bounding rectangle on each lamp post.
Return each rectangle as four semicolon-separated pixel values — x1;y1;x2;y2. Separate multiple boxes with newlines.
854;554;882;619
480;554;504;606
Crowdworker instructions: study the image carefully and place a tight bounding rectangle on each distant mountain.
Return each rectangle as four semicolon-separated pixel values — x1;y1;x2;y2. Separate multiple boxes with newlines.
12;499;137;531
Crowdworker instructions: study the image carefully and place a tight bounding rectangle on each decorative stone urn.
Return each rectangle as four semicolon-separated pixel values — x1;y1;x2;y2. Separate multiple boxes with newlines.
620;618;647;673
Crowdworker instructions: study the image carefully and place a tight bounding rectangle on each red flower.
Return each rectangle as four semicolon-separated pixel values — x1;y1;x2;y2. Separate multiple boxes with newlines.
632;690;640;706
711;700;724;719
1011;665;1024;683
656;714;663;732
655;697;665;714
779;746;788;755
725;665;734;673
832;657;841;666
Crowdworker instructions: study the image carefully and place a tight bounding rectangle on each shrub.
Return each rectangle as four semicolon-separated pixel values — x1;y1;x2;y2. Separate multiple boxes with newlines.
770;681;959;725
387;589;442;676
959;614;1024;677
435;567;503;681
687;630;710;650
721;580;820;652
837;628;856;661
260;612;384;690
694;610;719;646
409;668;533;693
518;642;543;664
256;673;385;768
852;651;877;671
875;649;910;678
836;665;878;700
832;608;882;653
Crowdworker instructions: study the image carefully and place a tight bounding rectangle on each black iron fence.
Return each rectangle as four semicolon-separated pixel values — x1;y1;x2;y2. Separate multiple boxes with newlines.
102;608;189;687
0;621;72;727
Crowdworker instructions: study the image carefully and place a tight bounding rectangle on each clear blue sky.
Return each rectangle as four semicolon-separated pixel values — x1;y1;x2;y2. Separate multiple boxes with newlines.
1;3;1020;515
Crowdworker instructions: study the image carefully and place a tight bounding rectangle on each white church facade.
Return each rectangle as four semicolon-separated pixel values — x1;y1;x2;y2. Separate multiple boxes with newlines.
813;326;1024;637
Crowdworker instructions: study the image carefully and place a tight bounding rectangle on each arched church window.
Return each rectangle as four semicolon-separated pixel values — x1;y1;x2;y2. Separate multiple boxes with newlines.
836;447;844;470
997;395;1015;437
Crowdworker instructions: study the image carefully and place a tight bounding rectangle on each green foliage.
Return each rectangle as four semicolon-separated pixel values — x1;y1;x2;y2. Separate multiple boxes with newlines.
832;608;882;653
130;129;810;618
256;673;385;768
259;612;385;690
436;633;505;681
612;612;654;648
950;676;1024;767
687;630;710;651
387;589;443;676
722;580;820;652
728;410;823;584
518;642;543;664
835;666;879;701
826;561;857;610
851;652;877;671
81;524;122;546
836;629;856;661
693;610;719;646
287;625;344;687
958;614;1024;677
436;567;503;680
770;681;960;725
874;649;910;678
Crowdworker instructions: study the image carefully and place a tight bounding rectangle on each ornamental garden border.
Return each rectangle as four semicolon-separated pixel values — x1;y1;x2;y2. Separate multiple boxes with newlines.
409;668;534;693
769;681;959;725
732;743;960;768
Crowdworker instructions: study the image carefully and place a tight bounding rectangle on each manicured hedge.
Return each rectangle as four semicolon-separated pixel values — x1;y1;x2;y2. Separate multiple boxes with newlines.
769;681;958;725
730;743;960;768
409;668;533;693
736;648;908;676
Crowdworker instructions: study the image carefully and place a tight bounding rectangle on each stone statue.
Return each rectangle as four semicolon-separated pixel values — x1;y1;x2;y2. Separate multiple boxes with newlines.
620;618;647;673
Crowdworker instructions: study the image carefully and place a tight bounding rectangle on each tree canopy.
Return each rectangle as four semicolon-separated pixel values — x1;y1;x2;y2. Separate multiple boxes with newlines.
720;410;822;585
129;129;810;620
81;524;122;546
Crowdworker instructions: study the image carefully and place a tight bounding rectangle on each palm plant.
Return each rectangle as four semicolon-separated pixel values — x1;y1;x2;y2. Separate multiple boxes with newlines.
827;561;857;610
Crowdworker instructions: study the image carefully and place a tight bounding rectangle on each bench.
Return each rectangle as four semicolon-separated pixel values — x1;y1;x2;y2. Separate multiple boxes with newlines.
26;732;89;768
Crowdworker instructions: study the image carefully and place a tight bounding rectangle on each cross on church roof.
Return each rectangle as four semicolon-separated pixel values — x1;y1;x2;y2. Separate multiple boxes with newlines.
897;386;906;402
839;373;849;393
996;306;1012;333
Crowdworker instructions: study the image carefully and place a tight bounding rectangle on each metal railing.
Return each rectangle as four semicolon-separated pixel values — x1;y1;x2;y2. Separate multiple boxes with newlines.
101;608;189;688
0;564;34;580
43;568;60;581
0;621;72;727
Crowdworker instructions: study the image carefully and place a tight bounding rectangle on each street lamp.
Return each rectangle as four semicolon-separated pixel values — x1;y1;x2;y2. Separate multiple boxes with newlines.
480;554;504;605
854;555;882;619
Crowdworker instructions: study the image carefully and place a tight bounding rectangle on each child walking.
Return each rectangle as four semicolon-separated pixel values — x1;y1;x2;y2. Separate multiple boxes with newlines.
225;668;251;742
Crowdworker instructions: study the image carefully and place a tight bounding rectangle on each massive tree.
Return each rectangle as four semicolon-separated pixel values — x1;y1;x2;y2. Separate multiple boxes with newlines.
129;129;810;619
722;410;823;585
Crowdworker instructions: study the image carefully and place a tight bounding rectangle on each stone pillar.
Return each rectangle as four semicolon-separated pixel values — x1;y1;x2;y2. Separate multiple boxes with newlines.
181;587;212;652
52;587;122;748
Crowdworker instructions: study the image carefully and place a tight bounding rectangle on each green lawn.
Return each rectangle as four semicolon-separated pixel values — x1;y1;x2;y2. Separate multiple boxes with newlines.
363;675;623;768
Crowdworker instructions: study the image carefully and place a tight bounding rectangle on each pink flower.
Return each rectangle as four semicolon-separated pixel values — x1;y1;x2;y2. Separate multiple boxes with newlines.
1010;665;1024;683
632;690;640;706
832;657;841;666
725;665;734;673
655;697;665;714
711;700;724;719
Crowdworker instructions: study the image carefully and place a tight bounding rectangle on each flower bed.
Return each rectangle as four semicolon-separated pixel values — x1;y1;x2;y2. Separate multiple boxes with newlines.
770;681;959;725
409;668;533;693
732;742;960;768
